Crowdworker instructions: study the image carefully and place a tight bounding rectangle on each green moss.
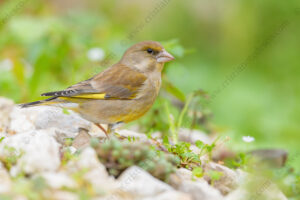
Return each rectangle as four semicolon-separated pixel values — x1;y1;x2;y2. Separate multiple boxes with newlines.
93;138;179;181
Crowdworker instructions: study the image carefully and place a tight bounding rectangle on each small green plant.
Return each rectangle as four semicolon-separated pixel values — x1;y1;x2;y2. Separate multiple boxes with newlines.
207;170;223;186
63;138;74;146
164;93;194;144
224;152;249;169
92;138;179;181
0;146;23;171
127;136;137;142
6;176;48;200
192;167;204;178
0;136;5;143
164;140;201;169
61;147;79;166
196;136;220;159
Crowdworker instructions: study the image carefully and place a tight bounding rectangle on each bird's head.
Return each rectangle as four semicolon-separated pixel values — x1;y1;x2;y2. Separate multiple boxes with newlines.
120;41;174;72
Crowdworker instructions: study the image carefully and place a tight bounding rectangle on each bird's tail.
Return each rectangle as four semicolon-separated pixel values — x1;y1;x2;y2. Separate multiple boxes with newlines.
19;97;58;108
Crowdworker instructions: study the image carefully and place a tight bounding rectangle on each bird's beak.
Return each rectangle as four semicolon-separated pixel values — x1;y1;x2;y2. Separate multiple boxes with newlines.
156;49;175;63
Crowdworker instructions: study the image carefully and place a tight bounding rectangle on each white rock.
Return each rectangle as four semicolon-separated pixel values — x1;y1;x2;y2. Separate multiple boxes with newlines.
41;172;77;189
203;162;238;195
9;106;35;133
224;171;288;200
117;129;148;141
34;107;90;134
67;147;116;193
117;166;173;198
176;168;194;180
142;191;192;200
0;165;11;193
178;180;224;200
67;146;77;154
0;129;61;174
169;168;223;200
9;166;19;177
225;184;288;200
52;191;79;200
178;128;212;144
0;97;14;131
9;106;91;138
98;190;134;200
76;147;106;171
72;128;91;150
116;130;166;150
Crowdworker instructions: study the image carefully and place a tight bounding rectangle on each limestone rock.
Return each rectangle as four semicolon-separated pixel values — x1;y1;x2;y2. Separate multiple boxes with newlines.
0;164;11;193
169;168;223;200
142;191;192;200
9;106;36;134
41;172;77;189
169;168;198;188
203;162;238;195
117;129;148;141
52;191;78;200
0;129;61;174
117;166;173;198
225;183;288;200
66;147;116;193
176;168;194;180
72;128;91;150
249;149;288;168
9;106;91;138
178;180;224;200
0;97;14;132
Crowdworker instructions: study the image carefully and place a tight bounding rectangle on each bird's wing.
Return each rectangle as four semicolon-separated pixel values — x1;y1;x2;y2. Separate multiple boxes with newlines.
41;65;147;100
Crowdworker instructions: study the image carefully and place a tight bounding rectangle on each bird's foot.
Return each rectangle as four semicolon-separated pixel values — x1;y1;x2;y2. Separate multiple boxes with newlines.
95;123;110;138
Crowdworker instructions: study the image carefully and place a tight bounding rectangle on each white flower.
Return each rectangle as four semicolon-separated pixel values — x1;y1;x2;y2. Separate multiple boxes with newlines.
87;47;105;62
242;136;255;143
0;58;13;71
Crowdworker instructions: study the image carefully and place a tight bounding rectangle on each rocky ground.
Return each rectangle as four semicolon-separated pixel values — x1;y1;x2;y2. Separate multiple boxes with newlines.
0;97;288;200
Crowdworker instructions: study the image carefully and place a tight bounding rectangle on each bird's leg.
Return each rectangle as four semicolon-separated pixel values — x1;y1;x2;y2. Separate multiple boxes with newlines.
95;123;109;138
96;122;124;139
107;123;126;140
107;124;113;135
109;123;128;140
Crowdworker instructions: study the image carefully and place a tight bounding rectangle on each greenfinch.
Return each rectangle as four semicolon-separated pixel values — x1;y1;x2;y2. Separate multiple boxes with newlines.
21;41;174;135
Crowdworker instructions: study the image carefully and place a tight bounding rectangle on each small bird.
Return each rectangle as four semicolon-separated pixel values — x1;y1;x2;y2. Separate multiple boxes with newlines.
21;41;174;136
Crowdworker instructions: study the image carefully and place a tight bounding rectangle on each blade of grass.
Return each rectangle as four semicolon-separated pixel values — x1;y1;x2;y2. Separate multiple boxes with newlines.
177;93;194;129
164;101;177;144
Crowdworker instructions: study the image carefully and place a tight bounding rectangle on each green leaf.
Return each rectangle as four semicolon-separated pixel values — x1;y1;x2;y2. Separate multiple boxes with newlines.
163;80;186;102
195;140;204;149
208;170;223;181
177;93;194;129
164;102;178;144
192;167;204;178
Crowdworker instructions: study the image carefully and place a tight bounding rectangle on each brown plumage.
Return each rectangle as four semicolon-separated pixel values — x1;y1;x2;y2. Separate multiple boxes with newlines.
21;41;175;135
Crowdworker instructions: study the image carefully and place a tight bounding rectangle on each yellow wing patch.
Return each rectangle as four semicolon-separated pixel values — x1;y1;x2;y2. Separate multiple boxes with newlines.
72;93;106;99
60;93;106;99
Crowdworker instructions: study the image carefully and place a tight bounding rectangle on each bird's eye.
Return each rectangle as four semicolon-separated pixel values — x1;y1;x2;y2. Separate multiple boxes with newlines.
146;48;154;54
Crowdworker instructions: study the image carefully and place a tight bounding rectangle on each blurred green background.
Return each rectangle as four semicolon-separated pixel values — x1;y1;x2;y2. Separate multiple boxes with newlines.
0;0;300;167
